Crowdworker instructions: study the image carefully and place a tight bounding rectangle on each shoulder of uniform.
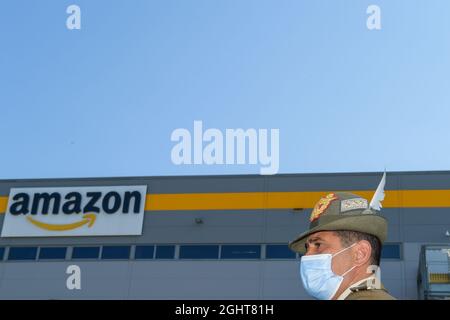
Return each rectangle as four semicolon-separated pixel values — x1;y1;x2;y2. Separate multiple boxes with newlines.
346;280;396;300
346;288;396;300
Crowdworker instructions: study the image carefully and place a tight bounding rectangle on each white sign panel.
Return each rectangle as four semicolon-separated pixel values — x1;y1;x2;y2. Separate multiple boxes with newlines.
1;185;147;237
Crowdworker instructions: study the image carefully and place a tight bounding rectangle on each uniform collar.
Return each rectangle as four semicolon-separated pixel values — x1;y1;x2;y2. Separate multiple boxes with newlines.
336;275;377;300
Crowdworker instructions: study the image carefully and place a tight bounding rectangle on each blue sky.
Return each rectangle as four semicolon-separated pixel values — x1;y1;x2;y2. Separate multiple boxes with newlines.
1;0;449;179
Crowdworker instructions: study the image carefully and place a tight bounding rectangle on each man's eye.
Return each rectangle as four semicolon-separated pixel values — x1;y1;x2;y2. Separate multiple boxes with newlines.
314;243;321;248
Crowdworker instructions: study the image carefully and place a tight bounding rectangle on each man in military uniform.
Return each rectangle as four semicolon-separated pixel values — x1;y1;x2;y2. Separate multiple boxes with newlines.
289;190;396;300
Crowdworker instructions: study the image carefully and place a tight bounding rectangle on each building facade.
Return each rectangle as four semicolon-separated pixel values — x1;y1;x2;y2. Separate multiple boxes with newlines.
0;171;449;299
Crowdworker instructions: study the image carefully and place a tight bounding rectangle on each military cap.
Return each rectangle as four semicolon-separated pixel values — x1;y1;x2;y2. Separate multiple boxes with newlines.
288;192;387;254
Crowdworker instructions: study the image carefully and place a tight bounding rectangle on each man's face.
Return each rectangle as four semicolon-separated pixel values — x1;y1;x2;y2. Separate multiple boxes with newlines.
304;231;354;277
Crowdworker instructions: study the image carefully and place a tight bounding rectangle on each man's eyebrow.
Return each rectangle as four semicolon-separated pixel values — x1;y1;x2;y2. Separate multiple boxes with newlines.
307;237;324;243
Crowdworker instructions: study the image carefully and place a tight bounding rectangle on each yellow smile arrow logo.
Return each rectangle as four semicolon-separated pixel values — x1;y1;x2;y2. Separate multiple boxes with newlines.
26;214;97;231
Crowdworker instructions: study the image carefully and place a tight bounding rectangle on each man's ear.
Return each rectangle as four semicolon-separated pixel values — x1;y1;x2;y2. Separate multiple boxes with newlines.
353;240;372;266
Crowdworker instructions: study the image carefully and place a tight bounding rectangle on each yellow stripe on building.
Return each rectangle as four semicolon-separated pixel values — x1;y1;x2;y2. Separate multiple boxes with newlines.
0;197;7;214
2;189;450;214
144;189;450;211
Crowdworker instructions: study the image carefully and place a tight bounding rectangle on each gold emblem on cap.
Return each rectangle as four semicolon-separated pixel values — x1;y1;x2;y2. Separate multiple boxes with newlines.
310;193;339;222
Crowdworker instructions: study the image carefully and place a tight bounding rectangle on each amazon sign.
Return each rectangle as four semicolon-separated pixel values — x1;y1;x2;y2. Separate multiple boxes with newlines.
1;186;147;237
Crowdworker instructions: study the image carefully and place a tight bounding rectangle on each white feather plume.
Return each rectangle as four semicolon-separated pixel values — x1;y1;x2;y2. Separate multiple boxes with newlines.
370;171;386;211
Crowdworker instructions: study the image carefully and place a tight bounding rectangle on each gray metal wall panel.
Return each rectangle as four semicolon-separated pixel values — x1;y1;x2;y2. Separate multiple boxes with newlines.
403;225;450;243
404;262;419;281
403;243;422;262
2;170;450;196
143;226;265;243
379;209;401;225
0;171;448;300
146;176;267;194
265;210;309;226
145;211;266;227
401;208;450;225
405;281;419;300
266;173;399;192
0;259;408;299
379;261;403;280
397;172;450;190
264;226;303;243
0;211;445;245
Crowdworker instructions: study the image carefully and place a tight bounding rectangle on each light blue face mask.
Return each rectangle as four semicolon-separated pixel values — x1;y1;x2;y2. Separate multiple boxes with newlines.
300;243;357;300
